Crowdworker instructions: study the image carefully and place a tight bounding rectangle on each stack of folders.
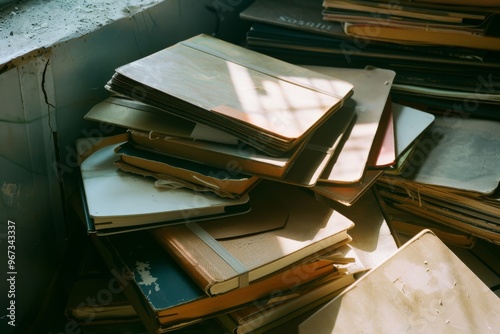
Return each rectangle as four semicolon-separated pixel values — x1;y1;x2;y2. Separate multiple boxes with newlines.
239;0;500;246
87;181;369;333
76;33;435;333
375;116;500;247
239;0;500;120
322;0;500;51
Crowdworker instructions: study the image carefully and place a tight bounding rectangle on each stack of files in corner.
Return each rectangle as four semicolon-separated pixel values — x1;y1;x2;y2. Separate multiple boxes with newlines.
90;180;360;333
298;229;500;333
104;33;353;157
375;116;500;245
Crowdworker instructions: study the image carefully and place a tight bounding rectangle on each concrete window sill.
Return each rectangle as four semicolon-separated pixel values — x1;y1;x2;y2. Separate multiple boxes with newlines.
0;0;163;71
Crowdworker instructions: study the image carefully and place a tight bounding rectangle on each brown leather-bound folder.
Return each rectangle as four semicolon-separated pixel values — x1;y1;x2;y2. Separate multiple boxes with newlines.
105;34;353;156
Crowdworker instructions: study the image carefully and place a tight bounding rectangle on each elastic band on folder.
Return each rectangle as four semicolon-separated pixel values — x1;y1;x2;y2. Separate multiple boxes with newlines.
186;222;249;288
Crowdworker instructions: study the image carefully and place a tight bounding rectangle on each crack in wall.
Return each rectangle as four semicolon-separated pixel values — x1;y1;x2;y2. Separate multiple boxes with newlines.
41;56;55;109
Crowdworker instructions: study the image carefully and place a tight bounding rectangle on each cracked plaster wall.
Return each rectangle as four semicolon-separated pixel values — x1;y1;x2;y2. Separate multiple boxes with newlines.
0;0;252;332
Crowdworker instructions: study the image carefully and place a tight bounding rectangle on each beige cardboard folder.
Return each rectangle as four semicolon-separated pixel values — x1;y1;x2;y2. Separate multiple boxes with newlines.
299;230;500;333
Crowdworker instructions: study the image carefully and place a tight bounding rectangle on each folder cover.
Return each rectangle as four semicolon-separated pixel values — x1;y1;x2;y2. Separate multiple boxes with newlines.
106;34;353;156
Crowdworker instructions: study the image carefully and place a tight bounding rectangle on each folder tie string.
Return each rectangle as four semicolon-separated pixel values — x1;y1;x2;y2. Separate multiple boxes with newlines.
186;222;250;288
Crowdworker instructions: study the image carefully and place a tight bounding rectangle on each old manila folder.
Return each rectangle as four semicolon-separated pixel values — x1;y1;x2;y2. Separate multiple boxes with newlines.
299;229;500;333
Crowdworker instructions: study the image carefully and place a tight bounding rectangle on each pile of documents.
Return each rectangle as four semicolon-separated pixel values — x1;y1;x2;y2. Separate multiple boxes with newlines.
71;32;438;333
79;33;430;235
238;0;500;245
322;0;500;51
73;29;499;333
239;0;500;120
